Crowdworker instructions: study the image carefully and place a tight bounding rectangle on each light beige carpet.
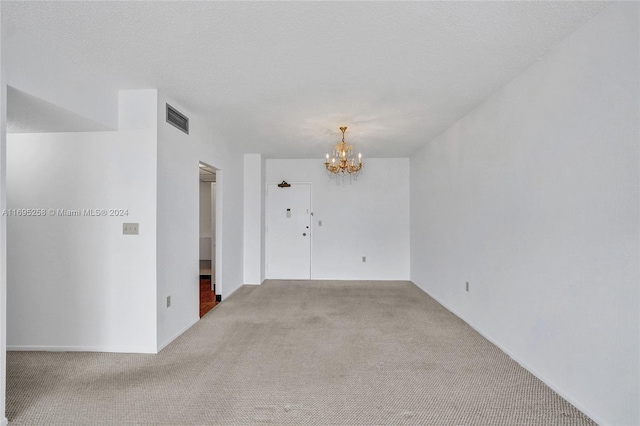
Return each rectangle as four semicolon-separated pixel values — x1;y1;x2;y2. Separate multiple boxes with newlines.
7;280;595;425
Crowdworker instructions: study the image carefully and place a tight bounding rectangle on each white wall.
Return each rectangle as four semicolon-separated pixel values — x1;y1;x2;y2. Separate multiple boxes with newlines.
6;90;158;353
156;94;245;351
266;159;410;280
199;181;213;260
5;87;247;356
243;153;263;284
410;4;639;425
199;182;213;239
0;5;8;419
156;96;199;350
260;156;266;282
211;182;216;269
215;167;244;298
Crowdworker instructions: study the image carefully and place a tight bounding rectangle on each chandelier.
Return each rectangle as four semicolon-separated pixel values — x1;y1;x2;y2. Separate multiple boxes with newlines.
324;126;363;176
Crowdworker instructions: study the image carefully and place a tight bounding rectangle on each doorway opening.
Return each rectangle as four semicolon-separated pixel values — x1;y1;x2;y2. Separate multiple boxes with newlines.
199;162;219;317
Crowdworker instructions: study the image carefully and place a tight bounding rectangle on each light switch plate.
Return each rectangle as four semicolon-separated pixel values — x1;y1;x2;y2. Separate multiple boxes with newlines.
123;223;139;235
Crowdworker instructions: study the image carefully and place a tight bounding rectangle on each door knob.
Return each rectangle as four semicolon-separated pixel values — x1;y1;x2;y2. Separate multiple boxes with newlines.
303;233;307;236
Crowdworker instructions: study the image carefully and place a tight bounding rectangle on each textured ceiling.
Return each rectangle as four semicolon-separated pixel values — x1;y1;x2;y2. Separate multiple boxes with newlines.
2;1;607;158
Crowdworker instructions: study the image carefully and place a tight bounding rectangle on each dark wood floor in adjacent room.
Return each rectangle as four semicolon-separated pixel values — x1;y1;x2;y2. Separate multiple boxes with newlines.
200;277;218;318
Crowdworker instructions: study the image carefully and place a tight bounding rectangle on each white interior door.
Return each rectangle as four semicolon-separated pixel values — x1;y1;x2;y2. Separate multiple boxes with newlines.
266;183;311;279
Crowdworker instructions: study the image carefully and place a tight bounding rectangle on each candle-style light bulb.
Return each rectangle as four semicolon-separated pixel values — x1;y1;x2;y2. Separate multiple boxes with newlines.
358;153;362;163
326;153;329;161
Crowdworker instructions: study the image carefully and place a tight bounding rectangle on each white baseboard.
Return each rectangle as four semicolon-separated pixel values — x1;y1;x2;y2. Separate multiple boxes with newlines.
157;317;199;353
411;281;604;426
7;345;156;354
0;417;7;426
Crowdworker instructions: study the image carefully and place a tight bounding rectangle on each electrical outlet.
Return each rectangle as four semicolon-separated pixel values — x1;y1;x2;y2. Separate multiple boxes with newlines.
362;256;366;262
318;220;323;226
166;296;171;308
466;282;469;292
123;223;139;235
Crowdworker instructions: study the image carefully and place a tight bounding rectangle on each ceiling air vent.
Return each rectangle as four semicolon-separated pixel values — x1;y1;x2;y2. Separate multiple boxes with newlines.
166;104;189;134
